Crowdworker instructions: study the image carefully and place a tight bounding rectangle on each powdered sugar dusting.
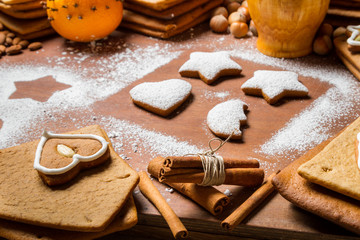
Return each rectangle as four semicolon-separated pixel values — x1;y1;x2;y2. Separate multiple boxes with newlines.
99;116;203;158
229;46;360;157
202;90;230;100
241;70;308;99
207;99;248;138
0;42;182;148
129;79;191;111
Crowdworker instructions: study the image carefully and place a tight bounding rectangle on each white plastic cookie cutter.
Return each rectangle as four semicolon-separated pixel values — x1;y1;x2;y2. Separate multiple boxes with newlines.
347;25;360;46
34;130;109;175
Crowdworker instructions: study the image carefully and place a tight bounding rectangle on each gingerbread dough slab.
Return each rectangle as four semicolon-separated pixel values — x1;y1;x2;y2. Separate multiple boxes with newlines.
0;0;43;11
125;0;188;11
297;117;360;201
123;0;210;20
0;11;50;35
272;117;360;235
0;125;139;232
0;7;46;19
122;0;222;33
0;196;137;240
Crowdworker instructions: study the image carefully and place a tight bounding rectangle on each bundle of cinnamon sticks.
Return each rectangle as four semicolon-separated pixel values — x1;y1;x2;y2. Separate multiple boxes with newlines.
155;156;264;186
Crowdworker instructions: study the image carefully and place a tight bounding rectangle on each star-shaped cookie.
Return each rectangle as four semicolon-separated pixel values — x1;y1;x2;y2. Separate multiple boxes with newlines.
179;51;242;84
241;70;308;104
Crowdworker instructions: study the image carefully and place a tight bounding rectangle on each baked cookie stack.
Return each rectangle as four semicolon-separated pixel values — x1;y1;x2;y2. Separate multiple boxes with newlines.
121;0;223;38
327;0;360;26
0;0;54;39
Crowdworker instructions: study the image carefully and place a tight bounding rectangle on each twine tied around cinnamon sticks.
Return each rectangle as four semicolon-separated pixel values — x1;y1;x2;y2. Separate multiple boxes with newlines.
185;133;234;186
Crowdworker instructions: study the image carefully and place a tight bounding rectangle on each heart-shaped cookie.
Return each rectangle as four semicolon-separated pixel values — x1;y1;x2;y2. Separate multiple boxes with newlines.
347;25;360;53
130;79;192;117
207;99;248;140
34;130;109;186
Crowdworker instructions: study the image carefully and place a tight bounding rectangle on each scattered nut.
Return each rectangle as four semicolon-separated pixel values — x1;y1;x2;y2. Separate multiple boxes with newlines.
210;15;228;33
12;37;21;45
227;1;241;14
249;20;258;36
228;11;247;25
6;45;22;55
241;0;248;8
237;6;250;22
318;23;333;37
57;144;75;158
28;42;43;51
6;32;15;39
0;22;3;31
212;6;229;18
0;32;5;45
333;26;346;38
18;40;29;49
230;22;248;38
5;37;12;46
0;45;5;55
313;35;332;55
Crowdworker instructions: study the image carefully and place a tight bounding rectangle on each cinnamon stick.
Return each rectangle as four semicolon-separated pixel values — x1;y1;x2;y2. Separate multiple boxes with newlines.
138;171;188;239
221;171;279;230
164;156;259;169
148;156;230;215
162;168;264;186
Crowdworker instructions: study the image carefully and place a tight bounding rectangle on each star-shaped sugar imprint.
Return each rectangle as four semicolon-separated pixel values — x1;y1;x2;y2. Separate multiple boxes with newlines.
179;51;242;84
241;70;308;105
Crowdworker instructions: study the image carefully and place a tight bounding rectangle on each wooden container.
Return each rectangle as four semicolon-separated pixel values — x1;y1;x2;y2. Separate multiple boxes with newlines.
248;0;330;58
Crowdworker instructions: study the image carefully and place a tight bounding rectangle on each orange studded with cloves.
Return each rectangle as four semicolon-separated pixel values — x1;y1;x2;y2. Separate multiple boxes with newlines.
46;0;123;42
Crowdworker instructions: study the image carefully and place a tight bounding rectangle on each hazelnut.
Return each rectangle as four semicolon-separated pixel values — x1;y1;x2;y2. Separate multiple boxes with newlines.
210;15;228;33
241;0;248;8
237;6;250;22
332;26;346;38
228;12;247;25
249;20;258;37
313;35;332;55
230;22;248;38
212;6;229;18
318;23;333;37
227;2;241;14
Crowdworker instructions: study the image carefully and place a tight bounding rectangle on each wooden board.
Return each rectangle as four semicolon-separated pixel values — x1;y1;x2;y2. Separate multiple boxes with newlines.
0;24;360;239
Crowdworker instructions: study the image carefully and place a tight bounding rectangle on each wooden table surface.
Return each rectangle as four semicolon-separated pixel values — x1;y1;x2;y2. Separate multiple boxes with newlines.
1;24;360;239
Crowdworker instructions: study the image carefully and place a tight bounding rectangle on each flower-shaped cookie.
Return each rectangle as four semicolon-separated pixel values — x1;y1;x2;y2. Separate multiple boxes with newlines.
179;51;242;84
347;25;360;53
241;70;308;104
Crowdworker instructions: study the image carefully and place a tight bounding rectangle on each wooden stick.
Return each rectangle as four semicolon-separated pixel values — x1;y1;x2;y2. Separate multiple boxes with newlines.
148;157;230;215
221;171;280;230
138;171;188;239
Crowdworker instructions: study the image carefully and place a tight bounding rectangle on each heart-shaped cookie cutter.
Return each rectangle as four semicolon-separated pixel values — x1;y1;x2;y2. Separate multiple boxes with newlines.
347;25;360;47
34;130;109;175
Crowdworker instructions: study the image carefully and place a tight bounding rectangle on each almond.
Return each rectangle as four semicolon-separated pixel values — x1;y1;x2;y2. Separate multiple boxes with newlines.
6;45;22;55
57;144;75;158
0;32;5;45
28;42;42;51
18;40;29;49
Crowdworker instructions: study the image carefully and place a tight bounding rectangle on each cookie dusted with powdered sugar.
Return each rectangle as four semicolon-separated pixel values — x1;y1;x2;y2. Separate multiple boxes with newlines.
130;79;192;117
241;70;309;104
207;99;248;140
179;51;242;84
